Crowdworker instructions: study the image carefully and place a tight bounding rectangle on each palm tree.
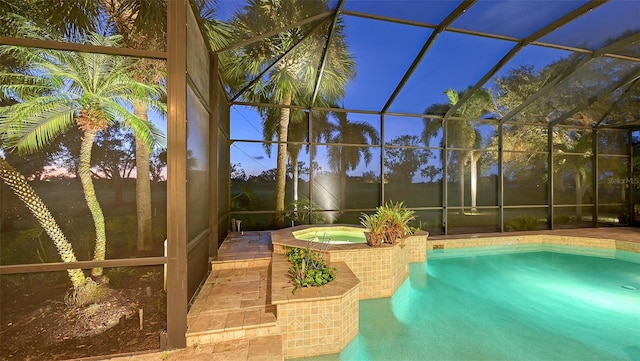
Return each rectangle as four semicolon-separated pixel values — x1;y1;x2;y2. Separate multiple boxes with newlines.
260;106;309;218
262;107;339;221
0;156;101;305
98;1;167;251
423;88;493;213
325;112;379;209
10;0;229;252
226;0;354;227
0;31;165;280
554;131;593;221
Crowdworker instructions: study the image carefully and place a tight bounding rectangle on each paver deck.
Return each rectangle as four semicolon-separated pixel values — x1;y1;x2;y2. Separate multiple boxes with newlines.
107;231;281;361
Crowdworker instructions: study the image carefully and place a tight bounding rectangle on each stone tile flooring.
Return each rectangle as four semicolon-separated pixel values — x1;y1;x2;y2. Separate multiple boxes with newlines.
107;231;282;361
186;265;278;344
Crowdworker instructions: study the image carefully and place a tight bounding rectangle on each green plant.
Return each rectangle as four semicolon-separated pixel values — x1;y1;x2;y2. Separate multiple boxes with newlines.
359;212;386;247
378;201;416;245
285;241;336;293
506;215;543;231
286;198;327;225
105;267;135;288
553;215;571;224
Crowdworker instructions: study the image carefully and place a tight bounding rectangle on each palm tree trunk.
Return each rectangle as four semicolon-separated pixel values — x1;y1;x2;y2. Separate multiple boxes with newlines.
79;130;107;279
470;152;478;213
573;171;582;221
340;153;347;209
458;160;465;215
0;158;88;289
133;103;153;251
273;92;292;228
293;159;299;220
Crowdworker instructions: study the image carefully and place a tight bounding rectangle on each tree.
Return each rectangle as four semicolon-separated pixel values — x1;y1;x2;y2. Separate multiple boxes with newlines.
0;156;100;305
250;168;278;183
0;31;165;280
493;55;637;219
324;112;379;208
385;135;431;185
150;148;167;182
92;125;137;204
231;162;247;182
226;0;355;227
423;88;494;213
260;106;309;217
555;131;593;220
97;0;167;252
421;165;442;183
10;0;226;252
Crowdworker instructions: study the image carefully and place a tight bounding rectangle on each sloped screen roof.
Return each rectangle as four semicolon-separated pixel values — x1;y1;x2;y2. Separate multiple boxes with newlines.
216;0;640;130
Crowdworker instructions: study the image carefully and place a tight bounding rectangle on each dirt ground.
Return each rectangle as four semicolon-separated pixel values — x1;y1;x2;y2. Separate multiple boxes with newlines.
0;267;166;360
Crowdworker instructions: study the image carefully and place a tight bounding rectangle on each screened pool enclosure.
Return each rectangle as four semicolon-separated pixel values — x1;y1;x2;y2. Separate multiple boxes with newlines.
222;0;640;234
0;0;639;355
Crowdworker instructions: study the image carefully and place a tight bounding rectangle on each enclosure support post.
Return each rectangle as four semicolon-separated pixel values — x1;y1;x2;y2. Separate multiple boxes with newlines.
592;129;599;227
498;124;504;232
166;0;188;349
548;126;554;229
442;118;448;235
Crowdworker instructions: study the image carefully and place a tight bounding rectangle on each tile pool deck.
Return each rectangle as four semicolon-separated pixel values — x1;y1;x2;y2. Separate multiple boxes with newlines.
107;227;640;361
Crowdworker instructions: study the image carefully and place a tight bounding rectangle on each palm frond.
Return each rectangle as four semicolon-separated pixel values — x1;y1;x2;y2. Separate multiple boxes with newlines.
103;102;165;150
0;103;76;155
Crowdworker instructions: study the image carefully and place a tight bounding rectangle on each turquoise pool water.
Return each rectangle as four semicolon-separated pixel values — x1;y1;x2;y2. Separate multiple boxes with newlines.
295;230;366;244
296;245;640;361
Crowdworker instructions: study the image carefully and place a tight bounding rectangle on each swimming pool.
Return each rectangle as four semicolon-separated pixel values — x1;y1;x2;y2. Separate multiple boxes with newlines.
294;244;640;360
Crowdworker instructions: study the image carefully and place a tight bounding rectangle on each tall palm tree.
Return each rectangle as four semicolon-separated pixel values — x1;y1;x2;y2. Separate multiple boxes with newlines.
0;156;101;305
262;107;337;221
8;0;228;251
325;112;379;209
260;106;309;217
0;32;165;279
226;0;354;227
554;130;593;220
101;0;237;249
423;88;493;213
98;1;167;251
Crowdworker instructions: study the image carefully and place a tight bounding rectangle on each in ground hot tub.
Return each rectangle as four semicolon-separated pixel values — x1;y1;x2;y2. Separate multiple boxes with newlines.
292;226;367;244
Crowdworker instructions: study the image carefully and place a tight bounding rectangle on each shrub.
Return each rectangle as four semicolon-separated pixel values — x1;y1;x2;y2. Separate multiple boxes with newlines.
359;212;385;246
379;201;415;244
285;241;336;293
360;201;416;246
506;215;543;231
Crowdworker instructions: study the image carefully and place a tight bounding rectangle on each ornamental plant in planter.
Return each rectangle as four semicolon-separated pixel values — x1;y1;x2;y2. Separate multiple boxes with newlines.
380;201;415;245
285;240;336;293
360;201;416;246
359;212;386;246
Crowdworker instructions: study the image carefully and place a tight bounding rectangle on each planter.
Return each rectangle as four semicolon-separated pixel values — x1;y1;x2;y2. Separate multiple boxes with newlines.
365;231;384;247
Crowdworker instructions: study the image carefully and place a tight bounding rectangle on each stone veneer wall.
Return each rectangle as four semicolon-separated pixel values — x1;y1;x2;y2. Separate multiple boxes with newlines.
326;233;428;299
272;226;429;300
405;231;429;263
269;226;429;357
617;240;640;253
271;255;360;359
326;244;407;299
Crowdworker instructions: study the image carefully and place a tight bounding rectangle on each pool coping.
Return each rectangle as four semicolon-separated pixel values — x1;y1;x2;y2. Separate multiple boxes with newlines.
272;224;372;251
427;233;640;254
